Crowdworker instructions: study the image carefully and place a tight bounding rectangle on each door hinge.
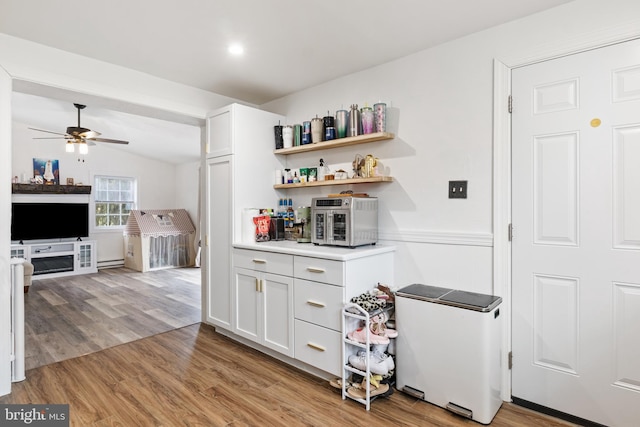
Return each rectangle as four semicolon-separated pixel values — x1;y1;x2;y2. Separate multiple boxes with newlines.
508;223;514;241
508;351;513;369
508;95;513;114
205;142;210;154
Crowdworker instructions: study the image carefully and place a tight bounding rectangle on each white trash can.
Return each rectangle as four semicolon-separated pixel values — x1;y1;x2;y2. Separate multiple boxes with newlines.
395;284;503;425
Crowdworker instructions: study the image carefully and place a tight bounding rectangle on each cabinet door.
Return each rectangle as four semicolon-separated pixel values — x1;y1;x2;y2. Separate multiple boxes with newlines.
233;267;261;342
75;242;94;271
10;246;28;261
262;272;294;357
206;107;232;158
205;156;233;329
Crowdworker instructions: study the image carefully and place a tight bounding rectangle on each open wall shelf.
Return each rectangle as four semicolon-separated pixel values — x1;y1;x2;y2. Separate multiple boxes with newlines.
274;176;393;189
273;132;394;155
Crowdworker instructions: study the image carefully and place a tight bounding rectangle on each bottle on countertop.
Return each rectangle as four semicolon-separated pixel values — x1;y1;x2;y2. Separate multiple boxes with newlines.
287;198;294;228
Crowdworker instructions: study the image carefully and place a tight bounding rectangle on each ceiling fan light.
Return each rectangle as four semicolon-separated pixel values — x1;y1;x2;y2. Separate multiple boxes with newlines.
79;143;89;155
65;141;75;153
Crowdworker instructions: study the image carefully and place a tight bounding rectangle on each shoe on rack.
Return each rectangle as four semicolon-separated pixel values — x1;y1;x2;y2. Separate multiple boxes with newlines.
387;337;396;355
372;350;395;372
348;351;390;376
347;327;389;345
369;319;398;338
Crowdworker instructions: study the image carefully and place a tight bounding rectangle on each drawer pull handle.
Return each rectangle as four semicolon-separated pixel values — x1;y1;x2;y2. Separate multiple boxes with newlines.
255;278;260;292
252;259;267;264
306;300;326;308
306;267;325;273
307;343;326;352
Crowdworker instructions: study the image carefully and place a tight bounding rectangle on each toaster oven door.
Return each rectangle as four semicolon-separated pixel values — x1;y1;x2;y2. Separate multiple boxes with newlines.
312;210;350;246
328;211;348;244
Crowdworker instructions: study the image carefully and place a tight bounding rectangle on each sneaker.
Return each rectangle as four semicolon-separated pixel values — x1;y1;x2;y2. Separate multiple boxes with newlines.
372;350;395;372
348;351;389;375
387;337;396;355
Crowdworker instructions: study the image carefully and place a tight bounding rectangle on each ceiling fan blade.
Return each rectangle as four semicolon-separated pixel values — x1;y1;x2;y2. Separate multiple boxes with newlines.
29;127;68;136
88;137;129;145
79;130;101;139
33;137;71;140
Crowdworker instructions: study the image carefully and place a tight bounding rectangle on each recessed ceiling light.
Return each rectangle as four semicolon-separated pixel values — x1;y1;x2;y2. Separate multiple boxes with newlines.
228;44;244;56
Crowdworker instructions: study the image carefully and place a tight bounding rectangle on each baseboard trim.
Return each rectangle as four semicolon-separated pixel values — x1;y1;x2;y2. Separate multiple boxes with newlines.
378;230;493;247
511;396;607;427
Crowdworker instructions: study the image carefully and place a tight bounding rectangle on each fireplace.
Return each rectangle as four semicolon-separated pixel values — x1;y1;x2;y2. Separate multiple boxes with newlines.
31;255;74;275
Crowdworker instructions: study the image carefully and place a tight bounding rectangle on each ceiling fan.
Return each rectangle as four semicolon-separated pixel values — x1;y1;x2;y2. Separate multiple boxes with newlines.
29;103;129;154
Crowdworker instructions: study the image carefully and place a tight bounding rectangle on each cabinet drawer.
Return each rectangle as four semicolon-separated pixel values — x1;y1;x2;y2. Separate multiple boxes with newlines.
294;279;343;331
294;256;345;286
233;249;293;276
294;320;341;376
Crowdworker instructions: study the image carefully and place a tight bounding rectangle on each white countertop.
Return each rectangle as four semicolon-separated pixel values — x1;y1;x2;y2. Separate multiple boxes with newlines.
233;240;395;261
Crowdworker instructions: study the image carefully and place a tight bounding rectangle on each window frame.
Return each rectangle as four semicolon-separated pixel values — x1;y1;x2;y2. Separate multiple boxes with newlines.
92;175;137;232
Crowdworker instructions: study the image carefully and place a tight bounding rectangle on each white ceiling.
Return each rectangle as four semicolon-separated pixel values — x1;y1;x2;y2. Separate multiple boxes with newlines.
1;0;572;164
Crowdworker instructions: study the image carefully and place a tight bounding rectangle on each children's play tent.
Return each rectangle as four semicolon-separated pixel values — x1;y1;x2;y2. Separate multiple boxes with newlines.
123;209;196;272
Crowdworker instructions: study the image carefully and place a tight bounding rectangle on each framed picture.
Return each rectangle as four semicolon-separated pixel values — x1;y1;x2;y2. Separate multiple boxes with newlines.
66;177;74;185
33;158;60;185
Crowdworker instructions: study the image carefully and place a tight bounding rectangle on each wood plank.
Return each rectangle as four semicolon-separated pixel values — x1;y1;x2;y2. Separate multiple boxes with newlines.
23;266;201;370
0;324;576;426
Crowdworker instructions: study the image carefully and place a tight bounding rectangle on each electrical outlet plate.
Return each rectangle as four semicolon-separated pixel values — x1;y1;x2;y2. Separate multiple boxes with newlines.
449;180;467;199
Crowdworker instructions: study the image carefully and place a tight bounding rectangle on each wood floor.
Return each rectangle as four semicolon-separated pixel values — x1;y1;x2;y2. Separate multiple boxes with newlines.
24;267;201;370
1;323;578;426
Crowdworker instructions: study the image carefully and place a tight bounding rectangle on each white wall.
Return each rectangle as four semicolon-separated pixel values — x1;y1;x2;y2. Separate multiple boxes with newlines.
175;161;200;227
11;121;190;264
262;0;640;293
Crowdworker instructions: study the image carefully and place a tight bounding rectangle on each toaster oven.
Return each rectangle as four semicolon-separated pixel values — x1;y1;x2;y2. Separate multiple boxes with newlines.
311;197;378;247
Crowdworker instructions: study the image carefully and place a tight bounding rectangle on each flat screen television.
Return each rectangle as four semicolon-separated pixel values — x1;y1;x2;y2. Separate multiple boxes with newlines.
11;202;90;242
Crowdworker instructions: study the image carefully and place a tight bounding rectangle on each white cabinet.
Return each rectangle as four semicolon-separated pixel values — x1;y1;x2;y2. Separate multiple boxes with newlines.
206;108;232;158
205;155;233;329
75;241;96;274
292;253;394;377
10;240;97;279
233;249;294;357
202;104;285;331
229;245;394;377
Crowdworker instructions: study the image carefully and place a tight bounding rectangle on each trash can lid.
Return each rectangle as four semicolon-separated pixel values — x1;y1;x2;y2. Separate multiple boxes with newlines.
396;284;502;312
439;290;502;312
396;283;452;301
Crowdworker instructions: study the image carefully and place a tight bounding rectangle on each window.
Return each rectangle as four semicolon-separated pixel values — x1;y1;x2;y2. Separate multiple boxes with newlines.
94;176;136;228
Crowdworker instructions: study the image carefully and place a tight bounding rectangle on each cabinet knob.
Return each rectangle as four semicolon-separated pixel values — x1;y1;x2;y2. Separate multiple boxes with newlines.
306;267;325;273
306;342;326;352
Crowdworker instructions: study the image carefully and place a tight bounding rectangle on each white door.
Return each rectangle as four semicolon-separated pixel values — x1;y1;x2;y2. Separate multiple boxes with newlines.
512;39;640;426
0;65;13;395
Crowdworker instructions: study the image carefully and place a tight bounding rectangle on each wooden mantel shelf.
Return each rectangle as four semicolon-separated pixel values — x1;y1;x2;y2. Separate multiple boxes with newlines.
12;183;92;195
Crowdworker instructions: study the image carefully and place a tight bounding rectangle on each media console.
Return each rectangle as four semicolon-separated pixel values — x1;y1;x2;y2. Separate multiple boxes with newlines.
10;240;97;279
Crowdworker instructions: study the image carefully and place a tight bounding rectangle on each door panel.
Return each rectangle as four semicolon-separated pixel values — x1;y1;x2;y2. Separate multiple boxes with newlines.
233;267;260;342
262;273;293;357
206;156;232;329
512;38;640;426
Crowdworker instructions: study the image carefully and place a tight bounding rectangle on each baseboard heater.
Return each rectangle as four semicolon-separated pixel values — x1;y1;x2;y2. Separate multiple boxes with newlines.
9;259;26;383
97;259;125;269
